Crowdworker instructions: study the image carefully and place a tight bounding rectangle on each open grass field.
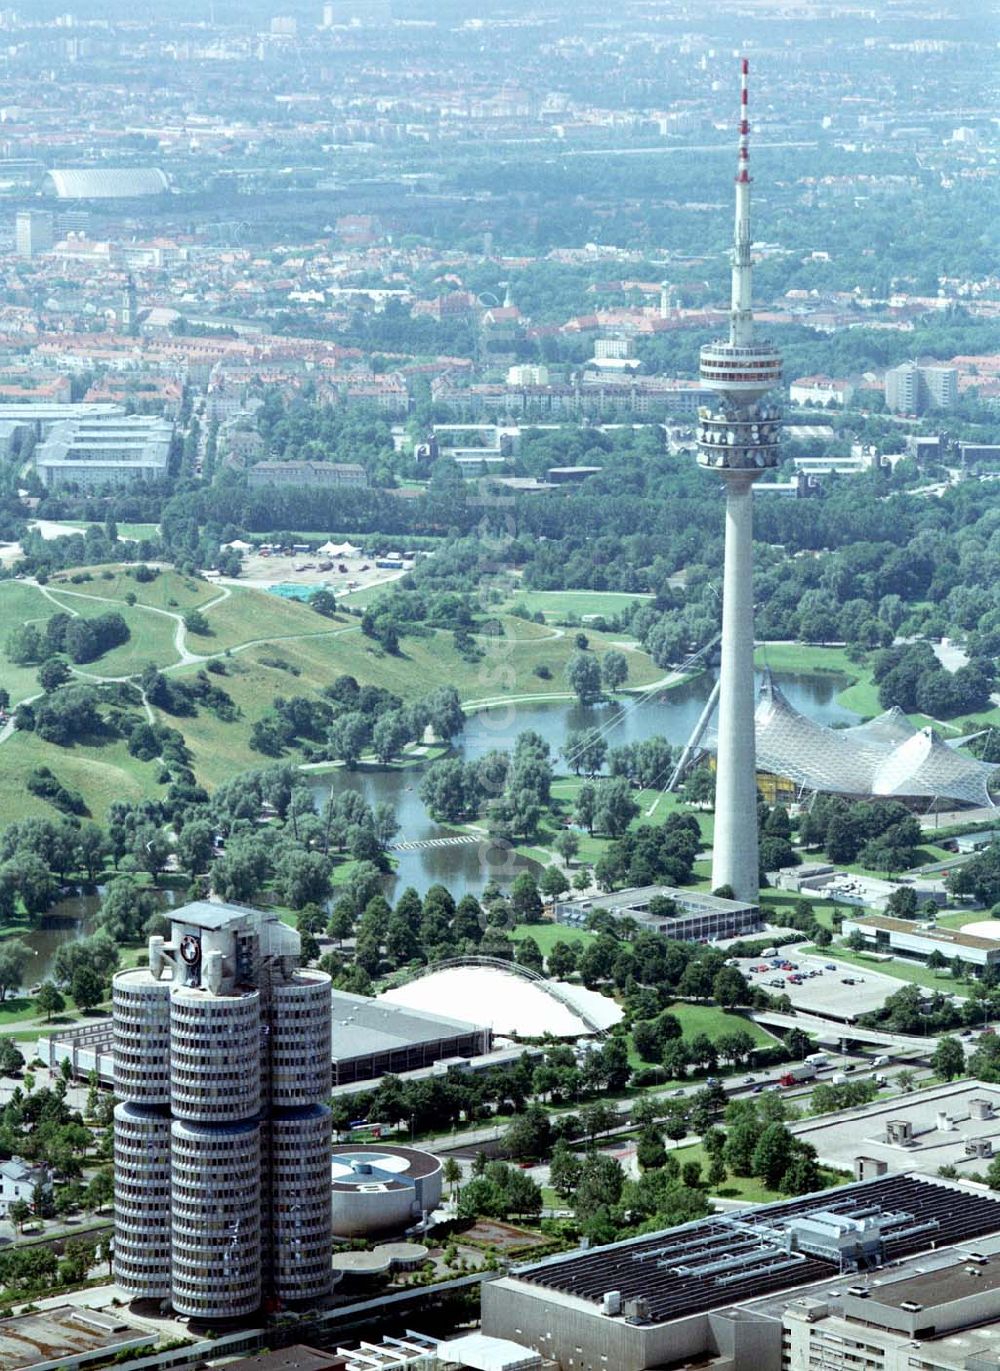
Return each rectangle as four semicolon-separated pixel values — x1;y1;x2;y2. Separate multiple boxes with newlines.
196;584;340;652
667;1140;848;1202
0;730;158;825
0;581;59;704
935;908;997;930
47;567;217;612
505;590;653;621
40;591;181;674
175;616;662;706
668;1002;779;1049
511;923;596;955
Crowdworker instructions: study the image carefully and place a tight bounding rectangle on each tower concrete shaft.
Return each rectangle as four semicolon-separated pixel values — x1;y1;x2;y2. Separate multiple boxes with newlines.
696;58;783;904
712;474;760;898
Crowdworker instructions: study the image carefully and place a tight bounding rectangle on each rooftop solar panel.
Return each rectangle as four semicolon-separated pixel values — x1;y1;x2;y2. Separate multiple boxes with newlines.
513;1175;1000;1324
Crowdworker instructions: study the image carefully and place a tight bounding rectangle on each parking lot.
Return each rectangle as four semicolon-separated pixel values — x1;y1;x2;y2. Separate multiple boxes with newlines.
733;950;929;1020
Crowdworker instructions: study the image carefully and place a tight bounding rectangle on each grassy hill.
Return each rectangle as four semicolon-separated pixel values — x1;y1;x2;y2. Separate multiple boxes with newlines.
0;569;665;822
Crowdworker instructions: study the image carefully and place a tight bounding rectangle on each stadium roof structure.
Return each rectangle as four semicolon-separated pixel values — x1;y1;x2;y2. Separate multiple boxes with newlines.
44;167;168;199
510;1174;1000;1325
744;673;998;807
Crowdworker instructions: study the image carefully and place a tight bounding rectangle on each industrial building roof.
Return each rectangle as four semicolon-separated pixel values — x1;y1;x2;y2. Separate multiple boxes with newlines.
332;988;485;1060
510;1175;1000;1324
791;1080;1000;1177
0;1305;150;1371
848;913;1000;951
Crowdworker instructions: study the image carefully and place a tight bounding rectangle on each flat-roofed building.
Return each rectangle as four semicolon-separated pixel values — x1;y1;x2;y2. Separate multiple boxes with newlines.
790;1080;1000;1180
482;1175;1000;1371
840;912;1000;971
247;460;367;489
329;988;490;1086
15;208;53;257
38;985;492;1091
782;1254;1000;1371
0;1305;151;1371
35;415;172;489
554;884;761;940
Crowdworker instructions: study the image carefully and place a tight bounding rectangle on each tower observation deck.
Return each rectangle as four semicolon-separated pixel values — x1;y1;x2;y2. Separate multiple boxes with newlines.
697;59;783;905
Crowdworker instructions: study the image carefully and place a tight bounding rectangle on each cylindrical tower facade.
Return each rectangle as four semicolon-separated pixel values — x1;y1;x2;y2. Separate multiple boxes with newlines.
113;1102;172;1298
112;904;333;1322
269;972;332;1107
170;1118;262;1320
113;969;171;1105
169;988;261;1122
269;1105;333;1304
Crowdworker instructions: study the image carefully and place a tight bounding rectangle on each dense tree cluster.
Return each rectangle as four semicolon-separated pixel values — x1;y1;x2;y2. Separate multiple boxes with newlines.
799;796;923;871
592;811;701;889
7;609;129;668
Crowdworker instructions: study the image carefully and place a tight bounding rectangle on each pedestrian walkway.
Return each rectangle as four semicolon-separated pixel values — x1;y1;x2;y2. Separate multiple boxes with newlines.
390;834;484;852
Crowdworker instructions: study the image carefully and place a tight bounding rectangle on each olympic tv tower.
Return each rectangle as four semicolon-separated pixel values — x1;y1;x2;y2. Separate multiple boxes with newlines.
696;59;782;904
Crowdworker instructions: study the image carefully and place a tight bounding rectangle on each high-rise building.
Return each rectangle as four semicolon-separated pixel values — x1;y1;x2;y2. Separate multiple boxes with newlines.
113;901;333;1321
15;208;53;258
696;60;783;904
885;360;958;414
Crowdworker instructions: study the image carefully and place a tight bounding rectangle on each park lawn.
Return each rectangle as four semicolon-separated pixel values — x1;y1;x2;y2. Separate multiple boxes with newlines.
0;582;61;704
47;566;216;612
77;605;180;676
199;585;336;651
759;890;840;932
495;616;565;643
690;860;714;890
187;618;663;706
511;923;596;954
800;942;965;991
668;1141;848;1202
0;730;159;826
504;590;653;621
668;1002;779;1049
114;523;160;540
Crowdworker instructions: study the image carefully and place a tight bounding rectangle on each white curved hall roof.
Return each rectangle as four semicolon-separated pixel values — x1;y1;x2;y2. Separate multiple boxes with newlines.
736;673;997;808
45;168;168;199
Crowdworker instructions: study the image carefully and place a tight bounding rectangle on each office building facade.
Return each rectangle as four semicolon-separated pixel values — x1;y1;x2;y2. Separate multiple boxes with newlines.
15;208;53;257
35;414;172;489
112;901;333;1320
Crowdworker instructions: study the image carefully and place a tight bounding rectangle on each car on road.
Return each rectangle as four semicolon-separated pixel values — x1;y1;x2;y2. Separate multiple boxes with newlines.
825;963;837;970
744;1076;756;1084
769;978;785;987
841;977;856;984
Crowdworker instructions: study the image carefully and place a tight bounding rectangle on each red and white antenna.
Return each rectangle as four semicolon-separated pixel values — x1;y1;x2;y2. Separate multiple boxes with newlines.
731;57;754;345
737;57;751;183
